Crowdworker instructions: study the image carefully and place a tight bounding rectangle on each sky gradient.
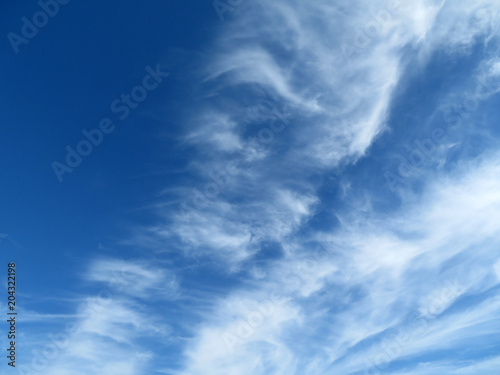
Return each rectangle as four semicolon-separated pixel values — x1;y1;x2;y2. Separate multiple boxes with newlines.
1;0;500;374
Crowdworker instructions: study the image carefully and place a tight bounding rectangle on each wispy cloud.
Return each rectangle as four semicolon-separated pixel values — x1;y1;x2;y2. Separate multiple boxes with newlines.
18;259;175;375
143;1;500;373
19;0;500;374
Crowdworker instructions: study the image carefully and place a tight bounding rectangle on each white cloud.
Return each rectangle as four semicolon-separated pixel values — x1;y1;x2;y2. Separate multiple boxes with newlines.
17;259;174;375
172;151;500;374
149;3;500;371
87;258;179;299
32;1;500;374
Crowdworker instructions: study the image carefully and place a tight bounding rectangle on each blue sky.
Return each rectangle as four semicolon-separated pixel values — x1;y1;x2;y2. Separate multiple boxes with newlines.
1;0;500;374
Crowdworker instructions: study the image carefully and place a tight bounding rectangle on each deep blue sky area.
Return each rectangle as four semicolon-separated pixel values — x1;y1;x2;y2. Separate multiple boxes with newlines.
0;1;220;283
